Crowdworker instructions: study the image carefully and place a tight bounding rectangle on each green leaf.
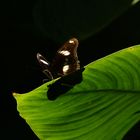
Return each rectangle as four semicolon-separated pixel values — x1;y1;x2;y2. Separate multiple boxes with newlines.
14;45;140;140
33;0;140;42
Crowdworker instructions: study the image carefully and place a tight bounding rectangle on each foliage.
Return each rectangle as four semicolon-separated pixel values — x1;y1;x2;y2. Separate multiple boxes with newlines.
14;45;140;140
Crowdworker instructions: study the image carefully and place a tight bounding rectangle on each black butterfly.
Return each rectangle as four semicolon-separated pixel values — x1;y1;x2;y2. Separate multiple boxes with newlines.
37;38;80;80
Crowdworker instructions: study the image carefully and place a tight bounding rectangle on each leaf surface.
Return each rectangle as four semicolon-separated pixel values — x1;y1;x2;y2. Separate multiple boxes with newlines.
14;45;140;140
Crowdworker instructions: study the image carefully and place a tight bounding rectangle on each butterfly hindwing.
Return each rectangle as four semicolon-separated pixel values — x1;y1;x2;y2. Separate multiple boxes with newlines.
36;53;53;80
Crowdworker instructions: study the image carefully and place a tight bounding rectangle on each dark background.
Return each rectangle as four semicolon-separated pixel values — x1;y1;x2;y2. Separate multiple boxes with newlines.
0;0;140;139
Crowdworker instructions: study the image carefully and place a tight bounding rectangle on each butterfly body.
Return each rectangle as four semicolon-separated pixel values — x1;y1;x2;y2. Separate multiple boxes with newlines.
37;38;80;80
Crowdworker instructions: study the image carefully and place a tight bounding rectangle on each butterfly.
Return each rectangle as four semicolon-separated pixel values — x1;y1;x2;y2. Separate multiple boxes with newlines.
37;38;80;80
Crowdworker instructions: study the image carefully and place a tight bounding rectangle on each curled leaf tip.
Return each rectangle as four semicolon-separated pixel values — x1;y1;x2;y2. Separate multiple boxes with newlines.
12;92;21;98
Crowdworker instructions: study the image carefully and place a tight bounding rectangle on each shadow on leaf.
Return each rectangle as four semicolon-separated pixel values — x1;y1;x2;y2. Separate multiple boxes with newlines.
47;68;85;100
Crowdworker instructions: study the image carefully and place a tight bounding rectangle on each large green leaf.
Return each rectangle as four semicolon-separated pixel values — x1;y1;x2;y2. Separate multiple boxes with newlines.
14;45;140;140
33;0;140;42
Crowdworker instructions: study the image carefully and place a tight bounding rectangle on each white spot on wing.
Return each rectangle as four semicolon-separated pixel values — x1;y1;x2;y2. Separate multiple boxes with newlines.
40;59;49;65
69;40;74;44
63;65;69;74
59;50;70;56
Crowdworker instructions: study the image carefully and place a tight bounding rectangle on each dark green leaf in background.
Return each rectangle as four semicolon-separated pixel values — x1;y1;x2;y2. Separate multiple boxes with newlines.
33;0;140;42
14;45;140;140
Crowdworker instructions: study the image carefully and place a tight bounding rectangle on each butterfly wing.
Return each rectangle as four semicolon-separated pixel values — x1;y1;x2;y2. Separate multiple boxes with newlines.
37;38;80;80
36;53;53;80
50;38;80;78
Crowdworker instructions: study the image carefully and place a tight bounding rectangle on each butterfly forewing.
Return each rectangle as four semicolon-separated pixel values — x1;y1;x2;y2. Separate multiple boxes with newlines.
50;38;80;78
